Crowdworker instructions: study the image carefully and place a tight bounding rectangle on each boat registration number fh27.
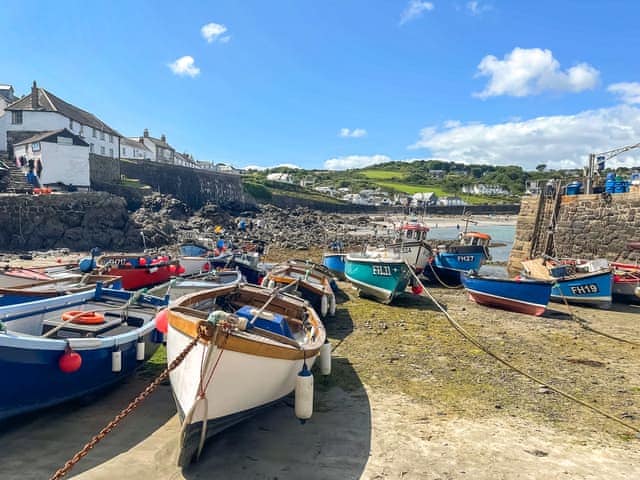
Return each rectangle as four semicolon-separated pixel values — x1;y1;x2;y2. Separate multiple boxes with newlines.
569;284;600;295
372;265;392;276
457;256;475;262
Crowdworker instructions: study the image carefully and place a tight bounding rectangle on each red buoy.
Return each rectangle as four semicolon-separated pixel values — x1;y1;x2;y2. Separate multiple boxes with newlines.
58;348;82;373
203;262;211;272
156;308;169;333
411;284;424;295
139;257;147;266
177;265;186;275
168;264;177;275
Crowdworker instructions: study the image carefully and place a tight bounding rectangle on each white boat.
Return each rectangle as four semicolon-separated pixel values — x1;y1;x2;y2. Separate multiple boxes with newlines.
380;220;432;274
167;283;327;466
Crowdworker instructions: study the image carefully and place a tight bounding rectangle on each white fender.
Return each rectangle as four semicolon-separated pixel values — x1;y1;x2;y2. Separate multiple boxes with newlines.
260;276;270;287
268;279;276;289
112;350;122;372
320;341;332;375
136;340;145;361
295;363;314;421
320;294;329;317
329;294;336;316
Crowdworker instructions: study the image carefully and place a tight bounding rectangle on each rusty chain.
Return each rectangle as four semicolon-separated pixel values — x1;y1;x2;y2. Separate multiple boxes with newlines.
49;321;214;480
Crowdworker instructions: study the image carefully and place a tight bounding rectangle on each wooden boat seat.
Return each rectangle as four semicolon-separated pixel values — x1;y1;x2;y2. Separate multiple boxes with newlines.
521;258;553;280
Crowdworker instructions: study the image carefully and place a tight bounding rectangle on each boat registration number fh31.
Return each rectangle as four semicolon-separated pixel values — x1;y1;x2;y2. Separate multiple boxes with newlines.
569;284;600;295
372;265;392;276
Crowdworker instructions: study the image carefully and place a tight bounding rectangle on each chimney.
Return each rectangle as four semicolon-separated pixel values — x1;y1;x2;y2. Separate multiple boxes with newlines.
161;134;166;142
31;81;38;109
143;128;149;138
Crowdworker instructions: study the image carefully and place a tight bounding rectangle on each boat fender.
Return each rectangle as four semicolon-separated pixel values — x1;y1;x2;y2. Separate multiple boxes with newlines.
155;308;169;334
320;340;332;376
635;286;640;299
59;347;82;373
112;349;122;373
320;294;329;317
79;257;95;273
329;294;337;316
260;276;269;287
136;338;145;361
268;279;276;289
295;362;314;422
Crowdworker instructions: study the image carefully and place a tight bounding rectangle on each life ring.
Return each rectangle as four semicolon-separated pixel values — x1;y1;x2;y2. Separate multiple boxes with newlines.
62;310;105;325
320;294;329;317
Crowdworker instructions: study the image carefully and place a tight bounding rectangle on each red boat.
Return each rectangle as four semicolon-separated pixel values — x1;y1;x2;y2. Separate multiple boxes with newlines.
96;254;182;290
611;262;640;303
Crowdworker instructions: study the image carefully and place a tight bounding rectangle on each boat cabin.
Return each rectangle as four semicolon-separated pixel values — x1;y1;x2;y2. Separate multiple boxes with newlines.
459;231;491;248
397;221;430;242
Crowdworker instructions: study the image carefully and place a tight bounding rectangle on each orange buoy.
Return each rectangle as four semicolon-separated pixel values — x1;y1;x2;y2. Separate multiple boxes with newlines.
62;310;105;325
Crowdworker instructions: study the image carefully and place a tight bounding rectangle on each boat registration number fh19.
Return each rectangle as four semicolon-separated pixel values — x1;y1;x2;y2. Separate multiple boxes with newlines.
569;284;600;295
372;265;392;276
457;255;475;262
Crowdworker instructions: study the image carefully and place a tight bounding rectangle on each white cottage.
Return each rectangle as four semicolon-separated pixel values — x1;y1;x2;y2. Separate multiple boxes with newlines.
139;129;175;163
13;128;90;188
120;137;152;160
1;81;121;159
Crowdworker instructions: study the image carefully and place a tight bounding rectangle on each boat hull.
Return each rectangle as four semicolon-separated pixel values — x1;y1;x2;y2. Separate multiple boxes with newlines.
322;253;346;280
104;266;172;290
421;251;485;287
382;241;432;273
461;274;552;316
550;270;613;308
344;256;411;303
612;262;640;303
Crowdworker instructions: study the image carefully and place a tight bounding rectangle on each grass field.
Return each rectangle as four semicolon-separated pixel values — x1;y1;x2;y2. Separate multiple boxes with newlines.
360;169;407;180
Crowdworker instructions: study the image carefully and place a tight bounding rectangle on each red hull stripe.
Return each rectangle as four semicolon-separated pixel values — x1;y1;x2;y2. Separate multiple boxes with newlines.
467;291;546;316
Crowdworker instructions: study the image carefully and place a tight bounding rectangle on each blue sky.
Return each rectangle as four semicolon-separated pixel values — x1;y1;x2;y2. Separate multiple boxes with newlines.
3;0;640;170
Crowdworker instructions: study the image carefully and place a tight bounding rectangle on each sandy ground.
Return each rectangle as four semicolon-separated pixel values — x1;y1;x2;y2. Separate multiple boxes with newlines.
1;249;639;479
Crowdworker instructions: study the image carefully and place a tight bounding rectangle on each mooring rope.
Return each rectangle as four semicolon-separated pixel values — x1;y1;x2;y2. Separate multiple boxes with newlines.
407;264;640;436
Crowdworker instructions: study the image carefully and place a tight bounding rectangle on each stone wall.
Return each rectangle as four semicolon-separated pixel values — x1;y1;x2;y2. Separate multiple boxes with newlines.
508;192;640;272
0;192;142;251
89;153;121;184
119;159;248;209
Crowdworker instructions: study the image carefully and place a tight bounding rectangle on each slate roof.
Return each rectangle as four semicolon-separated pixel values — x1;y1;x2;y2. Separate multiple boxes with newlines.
144;135;173;150
122;136;152;151
14;128;90;147
7;87;121;137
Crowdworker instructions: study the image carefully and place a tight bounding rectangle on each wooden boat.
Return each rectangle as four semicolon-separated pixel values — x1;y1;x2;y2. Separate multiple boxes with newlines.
148;270;243;301
345;249;412;304
611;262;640;303
167;283;326;466
461;272;552;316
96;254;180;290
261;262;336;317
0;284;166;420
0;274;122;306
177;242;234;276
521;258;613;309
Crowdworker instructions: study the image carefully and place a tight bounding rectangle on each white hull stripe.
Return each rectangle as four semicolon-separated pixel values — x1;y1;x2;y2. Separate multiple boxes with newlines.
465;288;546;308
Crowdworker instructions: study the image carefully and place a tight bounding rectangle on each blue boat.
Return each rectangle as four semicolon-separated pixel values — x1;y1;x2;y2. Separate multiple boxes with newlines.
522;258;613;309
322;252;346;280
422;250;485;286
0;284;167;420
345;251;412;303
461;273;552;316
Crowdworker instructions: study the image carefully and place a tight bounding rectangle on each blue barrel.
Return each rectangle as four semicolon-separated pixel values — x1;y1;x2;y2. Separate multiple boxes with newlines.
614;180;626;193
606;172;616;180
566;181;581;195
605;179;616;193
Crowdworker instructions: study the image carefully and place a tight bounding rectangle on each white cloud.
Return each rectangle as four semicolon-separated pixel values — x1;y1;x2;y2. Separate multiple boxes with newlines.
241;163;301;171
608;82;640;105
466;1;491;15
168;56;200;77
325;154;392;170
201;22;228;43
474;47;599;98
410;104;640;170
219;35;232;44
399;0;434;25
339;128;368;138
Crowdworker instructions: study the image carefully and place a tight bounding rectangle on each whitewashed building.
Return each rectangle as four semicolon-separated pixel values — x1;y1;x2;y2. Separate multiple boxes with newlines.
175;152;198;168
0;81;121;159
266;172;293;183
138;129;175;163
438;196;467;206
0;84;17;115
120;137;152;160
411;191;438;206
461;183;510;196
12;128;90;188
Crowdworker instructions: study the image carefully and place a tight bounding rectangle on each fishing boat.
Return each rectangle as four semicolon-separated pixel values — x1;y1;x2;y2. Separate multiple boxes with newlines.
461;272;553;316
322;252;346;280
285;259;338;292
177;242;234;276
381;220;432;274
345;249;412;304
0;284;166;420
166;283;327;466
261;262;336;317
521;258;613;308
422;248;486;287
95;254;181;290
148;270;243;301
229;252;267;285
0;274;122;306
611;241;640;303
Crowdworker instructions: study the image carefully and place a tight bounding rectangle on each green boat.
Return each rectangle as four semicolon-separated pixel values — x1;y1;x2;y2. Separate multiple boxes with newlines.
345;251;412;303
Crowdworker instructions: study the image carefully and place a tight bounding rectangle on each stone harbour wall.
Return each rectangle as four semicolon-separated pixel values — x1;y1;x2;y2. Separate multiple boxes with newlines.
0;192;142;251
506;196;540;272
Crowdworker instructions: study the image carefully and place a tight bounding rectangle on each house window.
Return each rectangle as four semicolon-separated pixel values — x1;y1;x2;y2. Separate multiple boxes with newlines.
11;111;22;124
90;143;94;153
92;128;97;138
100;146;105;155
79;125;84;137
69;119;74;130
109;148;114;157
31;142;41;152
109;135;113;143
122;147;126;155
100;131;105;141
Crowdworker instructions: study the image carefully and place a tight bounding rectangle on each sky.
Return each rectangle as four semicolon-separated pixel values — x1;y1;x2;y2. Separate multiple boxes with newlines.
3;0;640;171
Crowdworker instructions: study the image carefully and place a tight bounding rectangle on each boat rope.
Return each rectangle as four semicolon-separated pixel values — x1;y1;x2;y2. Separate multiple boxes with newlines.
49;321;214;480
426;260;463;290
552;282;640;347
406;264;640;436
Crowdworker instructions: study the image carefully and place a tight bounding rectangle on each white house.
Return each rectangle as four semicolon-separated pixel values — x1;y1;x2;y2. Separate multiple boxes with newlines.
197;160;215;170
138;129;175;163
438;196;467;206
175;151;198;168
120;137;152;160
13;128;90;188
266;172;293;183
462;183;510;196
412;191;438;206
0;84;17;115
1;81;121;159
